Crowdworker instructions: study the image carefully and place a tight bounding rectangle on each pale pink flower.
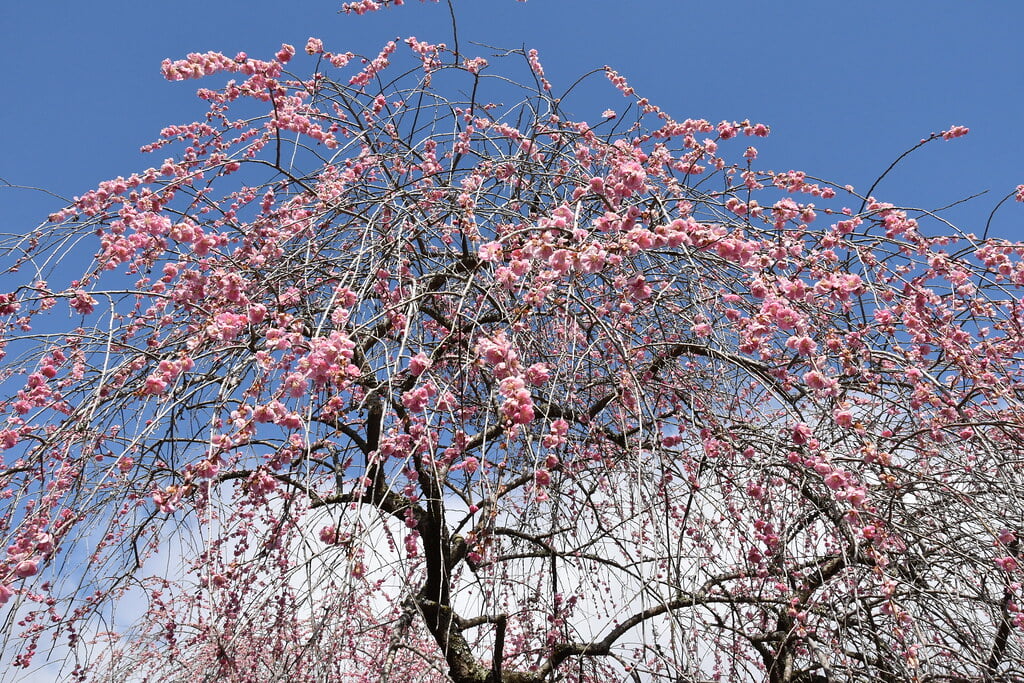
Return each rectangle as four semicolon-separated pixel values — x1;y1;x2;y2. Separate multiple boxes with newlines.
525;363;550;386
462;57;488;74
34;533;55;555
823;472;846;490
305;37;324;55
408;352;432;376
940;125;969;140
14;558;39;578
833;409;854;428
803;370;838;394
478;241;503;262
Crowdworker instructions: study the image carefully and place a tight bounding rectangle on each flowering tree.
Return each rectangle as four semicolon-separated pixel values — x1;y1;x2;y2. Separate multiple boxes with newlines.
3;2;1024;681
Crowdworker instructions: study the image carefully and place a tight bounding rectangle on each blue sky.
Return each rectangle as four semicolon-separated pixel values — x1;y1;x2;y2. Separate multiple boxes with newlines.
2;0;1022;240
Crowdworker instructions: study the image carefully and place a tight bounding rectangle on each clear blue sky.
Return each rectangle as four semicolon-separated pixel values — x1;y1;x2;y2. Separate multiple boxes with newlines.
2;1;1022;239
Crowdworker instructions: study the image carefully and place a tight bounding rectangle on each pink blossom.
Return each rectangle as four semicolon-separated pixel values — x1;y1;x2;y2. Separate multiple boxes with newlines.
501;379;535;423
0;293;19;315
579;247;606;274
844;486;867;507
771;198;801;226
276;43;296;63
616;161;647;196
319;526;347;545
525;363;550;386
249;471;277;496
190;458;216;478
152;487;181;513
462;57;488;74
940;125;969;140
762;300;803;330
995;556;1019;572
791;422;812;445
349;41;397;88
548;249;574;274
34;533;55;555
0;430;18;450
341;0;381;14
305;37;324;55
69;290;97;315
786;335;817;356
803;370;837;394
436;390;456;411
534;469;551;487
526;48;551;92
14;558;39;578
142;375;168;395
408;352;432;376
478;241;503;262
823;472;846;490
833;409;854;428
328;51;355;68
498;375;526;397
605;67;634;96
626;275;652;301
207;312;248;341
401;382;436;412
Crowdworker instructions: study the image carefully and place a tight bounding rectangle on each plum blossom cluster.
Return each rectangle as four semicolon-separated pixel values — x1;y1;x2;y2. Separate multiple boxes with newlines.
142;356;196;395
342;0;524;12
160;50;284;81
476;332;548;424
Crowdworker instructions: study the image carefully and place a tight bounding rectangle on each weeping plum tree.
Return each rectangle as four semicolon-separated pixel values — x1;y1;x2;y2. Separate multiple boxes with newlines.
3;2;1024;681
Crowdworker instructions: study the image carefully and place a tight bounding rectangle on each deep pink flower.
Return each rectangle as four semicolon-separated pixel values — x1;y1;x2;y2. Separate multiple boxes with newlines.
995;556;1019;572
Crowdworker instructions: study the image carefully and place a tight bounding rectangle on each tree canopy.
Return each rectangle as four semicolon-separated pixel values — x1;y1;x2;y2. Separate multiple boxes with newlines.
2;2;1024;681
